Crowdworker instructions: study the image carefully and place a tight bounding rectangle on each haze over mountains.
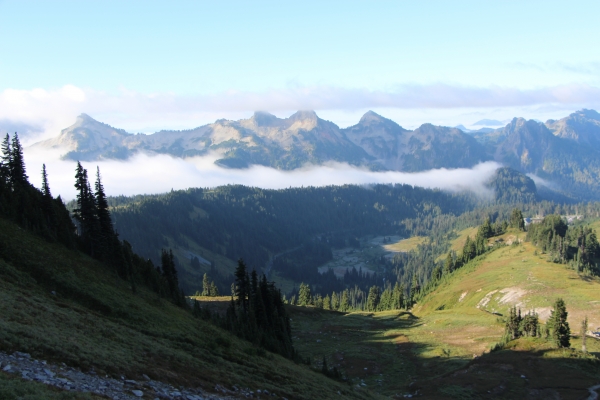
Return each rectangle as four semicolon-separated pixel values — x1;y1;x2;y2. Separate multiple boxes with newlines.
31;108;600;200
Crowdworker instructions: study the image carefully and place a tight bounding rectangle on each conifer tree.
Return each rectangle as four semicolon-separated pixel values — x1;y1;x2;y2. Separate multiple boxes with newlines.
548;298;570;348
161;248;179;297
443;252;454;275
41;164;51;198
94;167;114;258
202;273;210;296
234;259;249;312
298;283;312;306
339;289;349;312
10;133;27;185
392;282;404;310
73;162;99;255
1;134;11;177
366;285;380;311
509;208;525;231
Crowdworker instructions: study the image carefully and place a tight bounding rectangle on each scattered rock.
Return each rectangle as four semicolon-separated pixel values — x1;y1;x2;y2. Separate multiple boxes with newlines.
0;350;234;399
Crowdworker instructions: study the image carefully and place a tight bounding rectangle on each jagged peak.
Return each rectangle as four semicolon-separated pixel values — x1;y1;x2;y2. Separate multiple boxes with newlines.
76;113;98;123
250;111;279;126
359;110;386;124
572;109;600;121
288;110;318;122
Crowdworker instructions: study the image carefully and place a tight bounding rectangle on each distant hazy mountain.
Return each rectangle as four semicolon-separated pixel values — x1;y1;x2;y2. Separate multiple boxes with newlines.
546;109;600;147
30;108;600;200
489;115;600;200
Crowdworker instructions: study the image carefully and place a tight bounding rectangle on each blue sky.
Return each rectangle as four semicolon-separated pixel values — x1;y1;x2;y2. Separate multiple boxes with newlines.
1;0;600;137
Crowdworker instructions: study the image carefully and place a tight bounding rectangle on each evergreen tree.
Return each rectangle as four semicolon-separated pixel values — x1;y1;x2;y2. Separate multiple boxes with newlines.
209;281;219;296
509;208;525;231
94;167;114;259
298;282;312;306
548;298;570;348
339;289;350;312
366;285;380;311
392;282;404;310
161;248;179;297
323;294;331;310
443;252;454;275
234;259;249;312
73;162;99;255
1;134;11;178
9;133;27;185
202;273;210;296
41;164;51;198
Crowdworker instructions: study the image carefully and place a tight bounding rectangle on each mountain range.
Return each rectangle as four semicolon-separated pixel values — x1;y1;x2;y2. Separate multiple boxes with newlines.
31;108;600;200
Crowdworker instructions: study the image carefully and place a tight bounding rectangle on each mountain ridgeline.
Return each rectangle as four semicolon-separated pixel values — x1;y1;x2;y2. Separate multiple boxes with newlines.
32;108;600;200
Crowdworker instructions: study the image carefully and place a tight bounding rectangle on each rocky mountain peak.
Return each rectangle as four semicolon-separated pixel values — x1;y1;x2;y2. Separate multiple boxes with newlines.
358;110;386;125
250;111;279;127
575;109;600;121
289;110;318;122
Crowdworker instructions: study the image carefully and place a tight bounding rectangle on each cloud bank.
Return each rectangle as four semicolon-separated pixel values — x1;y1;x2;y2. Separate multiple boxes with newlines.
23;147;501;202
4;83;600;143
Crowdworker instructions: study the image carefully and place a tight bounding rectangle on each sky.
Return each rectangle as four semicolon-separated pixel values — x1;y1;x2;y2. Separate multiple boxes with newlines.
2;0;600;197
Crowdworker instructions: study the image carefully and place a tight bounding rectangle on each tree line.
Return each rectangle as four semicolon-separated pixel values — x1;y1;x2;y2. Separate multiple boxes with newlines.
0;133;186;307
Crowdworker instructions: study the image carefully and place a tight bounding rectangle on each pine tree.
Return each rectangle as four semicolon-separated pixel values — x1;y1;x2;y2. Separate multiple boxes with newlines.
509;208;525;231
234;259;249;312
41;164;51;198
1;134;11;172
73;162;99;255
298;283;311;306
366;285;380;311
443;252;454;275
202;273;210;296
161;248;179;297
339;289;349;312
94;167;114;259
10;133;27;185
209;282;219;296
548;298;570;348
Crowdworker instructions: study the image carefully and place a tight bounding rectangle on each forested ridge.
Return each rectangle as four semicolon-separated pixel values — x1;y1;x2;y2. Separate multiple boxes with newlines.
107;184;475;284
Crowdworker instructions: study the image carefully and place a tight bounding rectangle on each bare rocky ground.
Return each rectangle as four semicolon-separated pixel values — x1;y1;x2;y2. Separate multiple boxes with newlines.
0;351;278;400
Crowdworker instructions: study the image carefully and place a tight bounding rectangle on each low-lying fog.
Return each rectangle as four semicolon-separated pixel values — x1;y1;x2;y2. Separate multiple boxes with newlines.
23;147;501;201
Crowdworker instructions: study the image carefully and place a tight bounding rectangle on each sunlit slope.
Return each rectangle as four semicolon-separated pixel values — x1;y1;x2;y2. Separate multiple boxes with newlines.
0;218;378;400
417;236;600;331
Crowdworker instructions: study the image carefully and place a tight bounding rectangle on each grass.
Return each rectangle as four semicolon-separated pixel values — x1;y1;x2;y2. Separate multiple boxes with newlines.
0;218;380;400
284;233;600;398
12;210;600;399
0;372;97;400
448;227;479;253
382;236;427;253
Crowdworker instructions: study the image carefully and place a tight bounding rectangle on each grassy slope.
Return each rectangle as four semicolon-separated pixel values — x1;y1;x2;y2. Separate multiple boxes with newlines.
382;236;427;252
286;231;600;398
0;218;380;400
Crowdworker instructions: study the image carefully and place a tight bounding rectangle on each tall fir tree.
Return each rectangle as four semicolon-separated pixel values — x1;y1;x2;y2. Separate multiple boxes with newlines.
548;298;570;348
10;133;27;185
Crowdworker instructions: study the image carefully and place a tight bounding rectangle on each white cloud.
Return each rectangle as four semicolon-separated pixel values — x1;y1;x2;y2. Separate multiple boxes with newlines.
23;146;501;201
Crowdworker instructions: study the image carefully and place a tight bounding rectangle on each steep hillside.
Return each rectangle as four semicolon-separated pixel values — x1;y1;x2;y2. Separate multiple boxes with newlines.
281;231;600;398
0;217;378;400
